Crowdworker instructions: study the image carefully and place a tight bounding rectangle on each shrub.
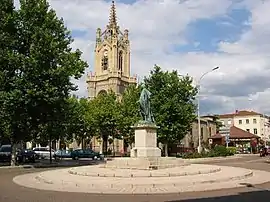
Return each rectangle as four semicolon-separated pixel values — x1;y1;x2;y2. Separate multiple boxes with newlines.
181;152;203;159
213;145;229;156
227;147;237;155
182;145;234;159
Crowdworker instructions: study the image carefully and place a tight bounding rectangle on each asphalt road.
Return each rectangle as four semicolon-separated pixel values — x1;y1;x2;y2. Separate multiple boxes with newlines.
0;156;270;202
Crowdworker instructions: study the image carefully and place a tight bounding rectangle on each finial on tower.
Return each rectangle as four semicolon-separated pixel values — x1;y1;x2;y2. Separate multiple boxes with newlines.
109;0;117;27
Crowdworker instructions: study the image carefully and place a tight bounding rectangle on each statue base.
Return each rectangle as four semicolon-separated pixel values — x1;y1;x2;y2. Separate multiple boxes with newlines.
104;122;187;170
130;122;161;158
104;157;187;170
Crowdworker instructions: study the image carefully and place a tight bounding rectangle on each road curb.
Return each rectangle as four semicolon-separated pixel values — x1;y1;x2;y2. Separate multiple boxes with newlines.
183;155;242;163
0;165;34;169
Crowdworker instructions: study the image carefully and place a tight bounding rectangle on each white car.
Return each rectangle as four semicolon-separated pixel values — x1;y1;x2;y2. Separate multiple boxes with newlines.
33;147;55;159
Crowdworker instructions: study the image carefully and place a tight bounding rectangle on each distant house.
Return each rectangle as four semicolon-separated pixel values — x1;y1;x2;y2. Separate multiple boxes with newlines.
209;126;260;153
218;110;270;143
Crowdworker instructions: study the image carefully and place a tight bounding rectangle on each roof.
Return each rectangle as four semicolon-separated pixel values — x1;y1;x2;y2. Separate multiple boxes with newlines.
194;118;215;124
210;126;260;139
218;110;262;119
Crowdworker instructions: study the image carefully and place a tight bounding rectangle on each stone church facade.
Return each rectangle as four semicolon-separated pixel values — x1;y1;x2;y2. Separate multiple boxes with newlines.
86;1;136;99
86;1;137;154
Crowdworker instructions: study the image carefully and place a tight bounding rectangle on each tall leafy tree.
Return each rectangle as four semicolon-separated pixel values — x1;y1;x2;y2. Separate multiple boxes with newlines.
119;84;142;149
17;0;87;128
89;91;121;154
65;97;95;148
0;0;88;165
0;0;31;166
144;65;197;156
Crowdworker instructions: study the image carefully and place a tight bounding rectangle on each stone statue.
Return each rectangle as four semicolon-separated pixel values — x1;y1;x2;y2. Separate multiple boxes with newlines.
138;88;155;123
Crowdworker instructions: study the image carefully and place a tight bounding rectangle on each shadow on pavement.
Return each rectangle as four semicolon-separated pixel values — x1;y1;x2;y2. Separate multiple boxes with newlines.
0;159;105;169
167;190;270;202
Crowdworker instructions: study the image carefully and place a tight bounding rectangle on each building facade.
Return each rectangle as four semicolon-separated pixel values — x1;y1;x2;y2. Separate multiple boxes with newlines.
85;1;136;154
86;1;136;99
219;110;270;142
181;116;217;148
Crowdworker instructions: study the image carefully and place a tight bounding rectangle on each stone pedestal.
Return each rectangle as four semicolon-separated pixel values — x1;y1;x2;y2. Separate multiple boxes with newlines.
104;122;186;170
130;123;161;158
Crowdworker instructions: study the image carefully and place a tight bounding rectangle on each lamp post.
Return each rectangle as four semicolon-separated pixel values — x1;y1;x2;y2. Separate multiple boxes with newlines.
197;66;219;153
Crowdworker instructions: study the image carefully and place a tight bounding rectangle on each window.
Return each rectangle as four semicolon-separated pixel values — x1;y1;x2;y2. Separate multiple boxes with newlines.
253;128;258;134
209;127;212;135
246;129;250;132
118;51;123;71
228;120;232;124
102;49;108;70
253;119;257;124
0;146;11;152
239;120;242;124
246;119;249;124
200;127;203;140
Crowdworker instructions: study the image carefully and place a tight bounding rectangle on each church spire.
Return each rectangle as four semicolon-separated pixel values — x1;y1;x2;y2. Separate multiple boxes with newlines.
109;1;117;27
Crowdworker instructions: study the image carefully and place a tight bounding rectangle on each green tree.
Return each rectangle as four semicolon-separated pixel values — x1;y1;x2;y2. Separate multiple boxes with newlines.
89;91;121;155
119;84;142;149
0;0;87;165
0;0;31;166
65;97;96;149
144;65;197;156
17;0;87;129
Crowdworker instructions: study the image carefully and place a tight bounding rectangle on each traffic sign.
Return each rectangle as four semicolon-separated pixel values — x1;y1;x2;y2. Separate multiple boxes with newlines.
225;134;230;143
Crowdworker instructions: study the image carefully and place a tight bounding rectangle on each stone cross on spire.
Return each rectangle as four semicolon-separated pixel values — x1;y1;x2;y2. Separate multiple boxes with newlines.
109;0;117;27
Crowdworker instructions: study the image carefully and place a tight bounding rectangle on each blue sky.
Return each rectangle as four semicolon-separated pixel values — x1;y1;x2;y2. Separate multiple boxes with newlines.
182;9;251;53
44;0;270;115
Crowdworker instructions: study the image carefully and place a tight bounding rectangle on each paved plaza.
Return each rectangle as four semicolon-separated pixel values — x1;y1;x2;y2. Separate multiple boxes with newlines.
1;156;270;202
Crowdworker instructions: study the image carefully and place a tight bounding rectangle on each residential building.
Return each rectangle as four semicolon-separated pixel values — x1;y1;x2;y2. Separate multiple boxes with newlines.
210;126;260;153
218;110;270;142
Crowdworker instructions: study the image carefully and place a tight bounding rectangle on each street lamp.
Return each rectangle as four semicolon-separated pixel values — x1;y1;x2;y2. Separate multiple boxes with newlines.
197;66;219;153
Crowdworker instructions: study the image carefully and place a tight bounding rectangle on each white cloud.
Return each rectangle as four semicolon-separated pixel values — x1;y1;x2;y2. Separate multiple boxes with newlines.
15;0;270;115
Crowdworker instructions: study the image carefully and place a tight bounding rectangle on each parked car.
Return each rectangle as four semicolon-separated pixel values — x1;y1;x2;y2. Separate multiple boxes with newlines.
33;147;55;159
259;146;268;157
0;145;37;163
0;145;11;162
16;149;37;163
71;149;103;160
266;146;270;154
53;150;71;160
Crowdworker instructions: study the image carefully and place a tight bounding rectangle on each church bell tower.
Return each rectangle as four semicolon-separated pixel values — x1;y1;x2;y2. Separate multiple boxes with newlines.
87;1;137;99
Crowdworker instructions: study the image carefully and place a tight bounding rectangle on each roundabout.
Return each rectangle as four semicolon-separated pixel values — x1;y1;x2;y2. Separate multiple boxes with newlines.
13;162;270;194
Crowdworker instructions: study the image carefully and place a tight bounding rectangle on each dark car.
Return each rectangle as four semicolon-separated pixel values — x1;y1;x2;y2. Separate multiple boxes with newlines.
16;149;37;163
53;150;71;160
0;145;11;162
259;145;268;157
0;145;37;163
71;149;102;160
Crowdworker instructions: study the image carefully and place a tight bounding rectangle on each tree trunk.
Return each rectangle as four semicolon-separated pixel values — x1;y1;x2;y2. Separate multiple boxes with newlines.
10;139;16;167
101;135;108;156
49;134;52;164
164;143;168;157
112;134;115;157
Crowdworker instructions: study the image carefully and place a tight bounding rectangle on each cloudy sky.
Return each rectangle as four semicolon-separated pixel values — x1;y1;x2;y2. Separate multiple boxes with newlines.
15;0;270;115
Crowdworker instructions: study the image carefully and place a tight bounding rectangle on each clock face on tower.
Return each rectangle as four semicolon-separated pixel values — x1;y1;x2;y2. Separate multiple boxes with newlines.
104;50;108;57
